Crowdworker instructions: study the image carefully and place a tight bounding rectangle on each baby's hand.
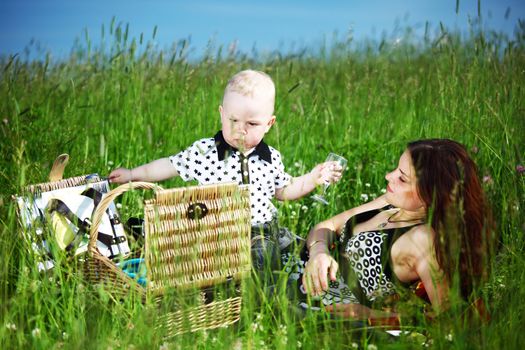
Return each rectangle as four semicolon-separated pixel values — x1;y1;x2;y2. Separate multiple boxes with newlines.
311;161;343;186
108;168;132;183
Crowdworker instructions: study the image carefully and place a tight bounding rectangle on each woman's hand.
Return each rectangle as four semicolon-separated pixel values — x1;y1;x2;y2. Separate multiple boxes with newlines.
324;303;371;319
302;249;339;296
108;168;132;183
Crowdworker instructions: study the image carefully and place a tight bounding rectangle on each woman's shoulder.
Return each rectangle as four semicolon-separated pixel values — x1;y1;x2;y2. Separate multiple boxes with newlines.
400;224;435;256
406;224;433;239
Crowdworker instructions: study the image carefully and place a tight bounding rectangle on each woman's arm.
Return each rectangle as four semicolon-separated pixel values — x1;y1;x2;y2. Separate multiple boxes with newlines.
410;226;449;312
303;194;390;296
414;254;449;312
306;194;389;247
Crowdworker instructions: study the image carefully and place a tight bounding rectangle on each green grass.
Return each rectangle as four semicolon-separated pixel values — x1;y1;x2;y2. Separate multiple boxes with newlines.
0;18;524;349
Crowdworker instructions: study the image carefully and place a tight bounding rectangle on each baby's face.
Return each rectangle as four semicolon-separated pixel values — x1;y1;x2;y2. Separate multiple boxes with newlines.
220;91;275;151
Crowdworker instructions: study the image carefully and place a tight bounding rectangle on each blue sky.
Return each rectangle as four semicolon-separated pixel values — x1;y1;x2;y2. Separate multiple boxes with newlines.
0;0;523;59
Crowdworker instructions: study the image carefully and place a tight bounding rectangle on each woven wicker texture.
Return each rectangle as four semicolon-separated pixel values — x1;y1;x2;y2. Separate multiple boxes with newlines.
86;182;161;297
86;181;251;336
156;297;242;336
144;182;252;294
25;174;102;195
83;253;146;298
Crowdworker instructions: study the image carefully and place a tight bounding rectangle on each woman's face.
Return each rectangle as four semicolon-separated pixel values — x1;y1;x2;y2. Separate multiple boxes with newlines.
384;150;425;211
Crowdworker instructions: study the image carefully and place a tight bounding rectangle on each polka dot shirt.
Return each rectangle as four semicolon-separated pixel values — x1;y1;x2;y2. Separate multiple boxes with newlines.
169;131;292;225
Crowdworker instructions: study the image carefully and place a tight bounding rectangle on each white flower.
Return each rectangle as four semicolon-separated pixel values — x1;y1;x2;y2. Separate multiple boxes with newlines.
32;328;41;338
251;322;262;332
251;313;265;332
380;188;386;194
294;162;302;168
232;338;243;350
445;333;453;341
62;332;69;340
116;203;123;209
5;323;16;331
159;342;169;350
301;205;308;211
351;343;359;349
108;160;114;166
367;344;378;350
297;341;302;348
360;194;369;201
365;183;371;187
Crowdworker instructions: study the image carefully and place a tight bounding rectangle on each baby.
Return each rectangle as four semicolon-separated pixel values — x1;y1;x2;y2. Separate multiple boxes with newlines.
109;69;342;276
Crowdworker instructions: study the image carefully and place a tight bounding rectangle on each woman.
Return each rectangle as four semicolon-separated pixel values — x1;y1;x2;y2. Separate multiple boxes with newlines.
288;139;493;320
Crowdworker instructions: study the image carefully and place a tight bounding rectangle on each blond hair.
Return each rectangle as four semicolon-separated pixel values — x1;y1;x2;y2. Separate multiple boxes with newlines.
224;70;275;108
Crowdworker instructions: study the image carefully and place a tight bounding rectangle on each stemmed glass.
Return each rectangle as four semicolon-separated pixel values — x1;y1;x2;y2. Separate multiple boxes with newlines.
311;153;348;205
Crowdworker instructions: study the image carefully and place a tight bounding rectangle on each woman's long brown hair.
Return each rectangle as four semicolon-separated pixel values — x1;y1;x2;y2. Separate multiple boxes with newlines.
408;139;493;300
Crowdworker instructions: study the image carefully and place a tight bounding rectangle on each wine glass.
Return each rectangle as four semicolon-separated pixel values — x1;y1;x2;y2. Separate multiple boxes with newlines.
311;153;347;205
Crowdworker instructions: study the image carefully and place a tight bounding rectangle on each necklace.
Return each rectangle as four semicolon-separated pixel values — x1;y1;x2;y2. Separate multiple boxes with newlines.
378;211;424;228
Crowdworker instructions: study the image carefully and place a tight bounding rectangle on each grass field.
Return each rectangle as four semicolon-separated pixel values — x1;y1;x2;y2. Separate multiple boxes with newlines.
0;18;524;349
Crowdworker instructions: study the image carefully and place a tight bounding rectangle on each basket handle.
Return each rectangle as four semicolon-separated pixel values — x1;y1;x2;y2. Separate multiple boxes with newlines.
48;154;69;182
88;181;163;254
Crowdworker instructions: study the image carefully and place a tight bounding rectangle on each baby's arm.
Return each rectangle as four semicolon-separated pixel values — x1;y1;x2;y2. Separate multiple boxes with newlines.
274;161;342;201
108;157;179;183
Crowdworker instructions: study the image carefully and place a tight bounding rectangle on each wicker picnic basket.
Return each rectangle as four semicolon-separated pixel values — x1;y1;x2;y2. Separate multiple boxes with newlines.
83;181;252;336
15;154;125;271
17;173;107;270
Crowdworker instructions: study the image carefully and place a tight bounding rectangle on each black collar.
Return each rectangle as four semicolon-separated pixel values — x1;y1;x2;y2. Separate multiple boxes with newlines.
213;131;272;163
